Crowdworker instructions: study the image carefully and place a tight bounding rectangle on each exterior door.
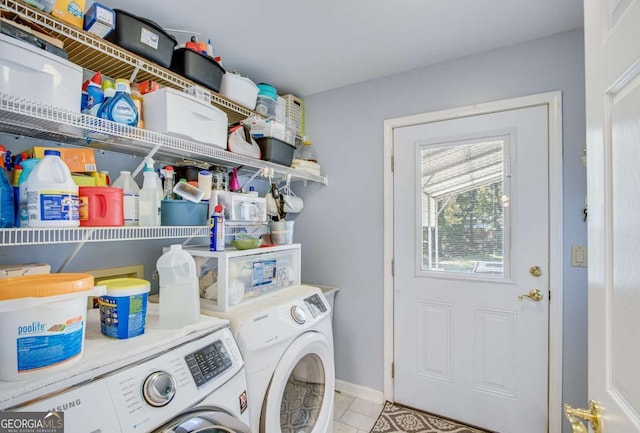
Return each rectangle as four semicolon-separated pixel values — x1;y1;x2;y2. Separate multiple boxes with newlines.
393;105;550;433
581;0;640;431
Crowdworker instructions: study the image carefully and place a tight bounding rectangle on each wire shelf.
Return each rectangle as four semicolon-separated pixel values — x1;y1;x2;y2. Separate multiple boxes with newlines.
0;0;256;124
0;94;328;184
0;226;210;246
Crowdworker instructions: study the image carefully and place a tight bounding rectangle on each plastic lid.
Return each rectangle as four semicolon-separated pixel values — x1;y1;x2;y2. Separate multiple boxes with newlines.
102;80;115;91
44;150;61;157
90;71;102;85
164;165;174;172
199;170;211;176
170;244;182;250
0;273;95;300
99;278;150;296
214;204;224;213
116;78;130;86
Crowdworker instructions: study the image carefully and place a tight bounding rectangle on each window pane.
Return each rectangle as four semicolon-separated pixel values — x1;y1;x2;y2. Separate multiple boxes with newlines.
420;140;505;276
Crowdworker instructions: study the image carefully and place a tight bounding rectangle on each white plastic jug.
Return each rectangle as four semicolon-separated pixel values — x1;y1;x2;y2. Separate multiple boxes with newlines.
111;171;140;226
156;244;201;329
26;150;79;227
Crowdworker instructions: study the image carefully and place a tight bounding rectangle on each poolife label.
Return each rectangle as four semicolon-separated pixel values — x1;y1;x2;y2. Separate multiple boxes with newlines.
16;316;84;372
38;190;79;221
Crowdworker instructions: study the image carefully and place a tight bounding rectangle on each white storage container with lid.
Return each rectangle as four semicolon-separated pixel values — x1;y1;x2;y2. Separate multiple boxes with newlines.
0;33;82;113
142;88;228;149
181;244;301;312
219;72;259;110
0;273;103;381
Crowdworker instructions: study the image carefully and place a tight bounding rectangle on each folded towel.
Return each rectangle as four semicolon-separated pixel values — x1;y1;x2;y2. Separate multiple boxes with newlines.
292;166;322;176
291;159;320;170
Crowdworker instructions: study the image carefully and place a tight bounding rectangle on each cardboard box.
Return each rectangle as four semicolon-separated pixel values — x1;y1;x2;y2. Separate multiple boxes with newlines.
30;147;97;173
0;263;51;279
83;2;115;38
51;0;85;29
250;119;286;141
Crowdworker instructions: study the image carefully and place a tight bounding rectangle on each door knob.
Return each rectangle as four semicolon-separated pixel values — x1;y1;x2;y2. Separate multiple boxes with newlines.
529;266;543;277
517;289;543;302
564;401;602;433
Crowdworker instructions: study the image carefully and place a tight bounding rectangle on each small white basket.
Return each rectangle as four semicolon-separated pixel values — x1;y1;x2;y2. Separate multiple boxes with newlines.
283;94;304;136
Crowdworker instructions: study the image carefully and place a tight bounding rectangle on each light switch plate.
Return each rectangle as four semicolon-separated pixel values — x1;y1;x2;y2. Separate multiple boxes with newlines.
571;246;588;267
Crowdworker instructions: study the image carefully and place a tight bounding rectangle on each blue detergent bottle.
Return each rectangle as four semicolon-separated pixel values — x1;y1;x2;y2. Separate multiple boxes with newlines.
0;145;15;228
98;78;138;127
96;79;115;120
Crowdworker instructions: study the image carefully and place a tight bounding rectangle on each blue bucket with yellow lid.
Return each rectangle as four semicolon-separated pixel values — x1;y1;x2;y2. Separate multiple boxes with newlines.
98;278;150;339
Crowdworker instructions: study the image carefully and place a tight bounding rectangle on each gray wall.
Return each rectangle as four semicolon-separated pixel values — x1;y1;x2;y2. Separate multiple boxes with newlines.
296;29;587;430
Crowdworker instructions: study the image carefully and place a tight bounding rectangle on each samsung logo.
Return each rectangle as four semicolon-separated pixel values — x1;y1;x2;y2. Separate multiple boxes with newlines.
51;399;81;412
253;314;268;322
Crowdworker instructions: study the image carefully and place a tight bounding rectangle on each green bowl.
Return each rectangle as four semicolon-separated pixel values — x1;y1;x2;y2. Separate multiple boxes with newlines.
231;238;263;250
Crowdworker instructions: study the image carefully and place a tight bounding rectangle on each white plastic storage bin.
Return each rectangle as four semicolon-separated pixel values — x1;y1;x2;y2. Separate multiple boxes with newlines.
142;87;228;148
212;190;267;223
0;33;82;113
219;73;258;110
182;244;301;311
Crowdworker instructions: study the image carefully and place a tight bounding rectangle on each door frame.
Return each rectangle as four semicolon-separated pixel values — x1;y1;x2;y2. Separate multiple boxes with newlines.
382;91;564;432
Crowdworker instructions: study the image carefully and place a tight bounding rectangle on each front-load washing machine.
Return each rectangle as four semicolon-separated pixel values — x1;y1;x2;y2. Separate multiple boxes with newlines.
0;304;252;433
203;284;335;433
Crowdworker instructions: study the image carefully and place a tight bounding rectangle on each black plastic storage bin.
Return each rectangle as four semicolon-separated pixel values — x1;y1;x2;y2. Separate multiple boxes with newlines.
255;137;296;166
105;9;177;68
170;48;225;92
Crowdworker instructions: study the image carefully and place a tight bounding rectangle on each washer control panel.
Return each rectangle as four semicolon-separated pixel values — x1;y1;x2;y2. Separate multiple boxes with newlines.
304;294;328;318
185;340;233;387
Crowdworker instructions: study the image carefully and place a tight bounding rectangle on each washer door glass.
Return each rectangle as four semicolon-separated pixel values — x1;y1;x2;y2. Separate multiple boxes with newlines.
156;407;251;433
261;332;335;433
281;353;325;433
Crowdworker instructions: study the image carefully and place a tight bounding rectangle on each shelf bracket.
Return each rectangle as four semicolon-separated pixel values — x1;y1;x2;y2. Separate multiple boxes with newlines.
129;59;144;83
132;143;163;177
56;229;96;273
240;168;264;191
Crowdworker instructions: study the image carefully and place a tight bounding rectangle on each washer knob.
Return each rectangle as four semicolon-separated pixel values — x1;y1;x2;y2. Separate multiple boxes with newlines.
143;371;176;407
291;306;307;324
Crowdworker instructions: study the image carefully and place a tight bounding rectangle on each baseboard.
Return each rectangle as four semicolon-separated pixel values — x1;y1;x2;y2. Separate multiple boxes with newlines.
335;379;385;405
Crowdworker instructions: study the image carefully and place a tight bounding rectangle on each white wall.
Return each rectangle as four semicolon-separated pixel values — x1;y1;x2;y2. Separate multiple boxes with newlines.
295;29;587;430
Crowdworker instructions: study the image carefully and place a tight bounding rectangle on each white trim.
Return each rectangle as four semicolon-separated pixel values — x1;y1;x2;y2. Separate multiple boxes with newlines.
335;379;385;405
383;91;564;433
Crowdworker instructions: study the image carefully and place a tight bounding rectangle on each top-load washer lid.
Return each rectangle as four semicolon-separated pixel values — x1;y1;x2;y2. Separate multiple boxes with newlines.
156;407;252;433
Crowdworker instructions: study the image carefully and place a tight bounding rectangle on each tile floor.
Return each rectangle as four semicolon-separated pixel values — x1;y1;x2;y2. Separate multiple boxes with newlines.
333;391;384;433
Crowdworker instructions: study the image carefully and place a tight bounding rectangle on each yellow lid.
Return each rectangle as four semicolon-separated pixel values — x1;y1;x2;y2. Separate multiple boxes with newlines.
0;273;95;301
100;278;150;291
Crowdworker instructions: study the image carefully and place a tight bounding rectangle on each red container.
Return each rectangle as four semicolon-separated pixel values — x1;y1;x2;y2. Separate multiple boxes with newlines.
78;186;124;227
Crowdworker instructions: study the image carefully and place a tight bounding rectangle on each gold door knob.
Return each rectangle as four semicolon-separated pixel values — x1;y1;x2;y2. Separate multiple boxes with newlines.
517;289;543;302
529;266;543;277
564;401;602;433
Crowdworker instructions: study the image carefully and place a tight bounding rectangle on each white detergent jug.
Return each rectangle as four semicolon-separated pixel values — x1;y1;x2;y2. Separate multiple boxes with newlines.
26;150;79;227
156;244;201;329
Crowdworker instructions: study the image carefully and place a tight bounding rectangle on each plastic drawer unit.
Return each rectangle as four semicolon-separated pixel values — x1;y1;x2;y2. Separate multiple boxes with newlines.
182;244;301;312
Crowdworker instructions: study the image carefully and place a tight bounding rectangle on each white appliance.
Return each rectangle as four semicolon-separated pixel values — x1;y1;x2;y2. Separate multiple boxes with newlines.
203;285;335;433
0;305;251;433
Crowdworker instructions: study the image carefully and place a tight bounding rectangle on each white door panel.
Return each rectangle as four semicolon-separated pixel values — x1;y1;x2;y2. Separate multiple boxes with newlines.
393;106;549;433
584;0;640;430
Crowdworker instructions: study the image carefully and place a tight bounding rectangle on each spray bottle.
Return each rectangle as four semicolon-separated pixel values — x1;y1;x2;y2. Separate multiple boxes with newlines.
210;204;225;251
139;158;161;226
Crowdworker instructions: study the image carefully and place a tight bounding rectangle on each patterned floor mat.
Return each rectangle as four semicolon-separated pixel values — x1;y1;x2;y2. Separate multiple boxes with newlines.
371;402;490;433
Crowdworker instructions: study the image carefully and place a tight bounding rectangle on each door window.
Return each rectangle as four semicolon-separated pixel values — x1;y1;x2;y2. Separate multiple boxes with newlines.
419;137;511;278
280;354;325;433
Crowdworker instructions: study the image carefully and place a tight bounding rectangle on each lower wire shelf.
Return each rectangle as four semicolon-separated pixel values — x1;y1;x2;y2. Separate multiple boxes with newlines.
0;226;210;246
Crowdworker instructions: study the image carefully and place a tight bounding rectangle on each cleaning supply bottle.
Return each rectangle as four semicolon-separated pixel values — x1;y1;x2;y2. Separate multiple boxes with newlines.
210;204;225;251
96;79;115;119
130;82;144;129
162;166;175;200
111;170;139;226
293;138;318;162
138;158;161;226
15;158;39;227
101;78;138;127
156;244;201;329
84;71;104;117
26;150;79;228
0;145;15;228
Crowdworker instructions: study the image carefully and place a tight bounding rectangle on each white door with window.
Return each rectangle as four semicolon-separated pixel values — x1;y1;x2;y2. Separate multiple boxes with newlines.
392;104;551;433
581;0;640;431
